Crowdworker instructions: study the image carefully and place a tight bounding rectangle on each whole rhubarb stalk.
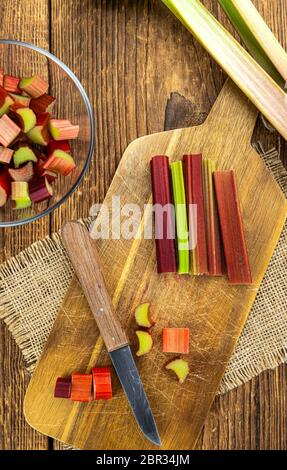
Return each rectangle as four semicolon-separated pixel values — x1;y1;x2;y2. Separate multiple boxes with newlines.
161;0;287;140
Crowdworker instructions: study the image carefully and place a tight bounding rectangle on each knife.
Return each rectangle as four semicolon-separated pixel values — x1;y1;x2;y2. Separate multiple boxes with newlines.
62;221;161;447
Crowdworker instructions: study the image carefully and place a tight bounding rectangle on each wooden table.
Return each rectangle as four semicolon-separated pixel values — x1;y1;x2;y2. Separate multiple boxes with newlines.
0;0;286;450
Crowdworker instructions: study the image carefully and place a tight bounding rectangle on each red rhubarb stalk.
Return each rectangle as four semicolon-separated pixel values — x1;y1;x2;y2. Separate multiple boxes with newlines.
0;114;21;147
162;328;189;354
150;155;177;273
30;93;55;114
202;159;224;276
92;367;113;400
0;146;14;164
54;377;71;399
71;373;93;402
19;75;49;98
214;171;252;285
0;171;11;207
8;161;34;182
29;176;53;203
183;154;208;275
49;119;79;140
4;75;21;94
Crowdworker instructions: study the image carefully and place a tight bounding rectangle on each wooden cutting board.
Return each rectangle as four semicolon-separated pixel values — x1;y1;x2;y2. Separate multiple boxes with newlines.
24;80;287;450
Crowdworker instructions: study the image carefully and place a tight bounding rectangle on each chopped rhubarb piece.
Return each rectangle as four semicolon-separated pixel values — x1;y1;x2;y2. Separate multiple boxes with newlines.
48;139;71;154
0;146;14;164
8;161;34;182
170;161;190;274
13;145;37;168
9;93;31;107
183;154;208;275
0;86;14;117
0;171;11;207
27;112;50;145
19;75;49;98
71;373;92;402
92;367;112;400
10;106;36;133
54;377;71;399
29;176;53;203
4;75;21;94
203;159;224;276
43;149;76;176
150;156;177;274
136;330;153;357
165;358;189;384
214;171;252;285
30;93;55;114
162;328;189;354
49;119;79;140
135;303;154;328
0;114;21;147
11;181;31;209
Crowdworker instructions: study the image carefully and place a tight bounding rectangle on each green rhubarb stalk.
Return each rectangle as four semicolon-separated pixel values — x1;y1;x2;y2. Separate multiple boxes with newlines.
170;161;189;274
161;0;287;141
218;0;287;88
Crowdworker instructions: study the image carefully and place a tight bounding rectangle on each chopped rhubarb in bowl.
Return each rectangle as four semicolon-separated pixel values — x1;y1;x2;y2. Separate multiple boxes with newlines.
0;40;94;227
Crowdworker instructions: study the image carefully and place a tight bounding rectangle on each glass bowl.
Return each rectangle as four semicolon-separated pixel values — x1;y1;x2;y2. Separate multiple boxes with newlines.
0;39;94;227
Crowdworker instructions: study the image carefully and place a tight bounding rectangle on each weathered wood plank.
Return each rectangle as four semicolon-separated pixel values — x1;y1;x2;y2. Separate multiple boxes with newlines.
0;0;50;450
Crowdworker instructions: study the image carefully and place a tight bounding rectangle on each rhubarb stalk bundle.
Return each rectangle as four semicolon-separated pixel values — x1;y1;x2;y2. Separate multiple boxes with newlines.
161;0;287;140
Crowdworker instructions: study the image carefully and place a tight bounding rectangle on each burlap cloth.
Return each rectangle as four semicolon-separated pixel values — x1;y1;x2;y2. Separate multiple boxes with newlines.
0;144;286;395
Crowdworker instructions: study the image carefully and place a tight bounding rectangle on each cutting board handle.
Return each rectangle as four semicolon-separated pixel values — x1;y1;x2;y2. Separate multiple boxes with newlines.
204;79;258;143
62;221;129;352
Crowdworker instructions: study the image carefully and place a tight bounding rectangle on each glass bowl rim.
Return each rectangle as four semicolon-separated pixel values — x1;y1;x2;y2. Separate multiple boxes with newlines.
0;39;95;228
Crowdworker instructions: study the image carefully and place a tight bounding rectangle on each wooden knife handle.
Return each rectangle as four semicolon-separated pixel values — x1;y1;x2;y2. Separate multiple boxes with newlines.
62;221;129;352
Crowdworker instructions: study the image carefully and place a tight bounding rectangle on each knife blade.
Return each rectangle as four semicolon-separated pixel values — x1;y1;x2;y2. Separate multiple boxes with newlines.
62;221;161;446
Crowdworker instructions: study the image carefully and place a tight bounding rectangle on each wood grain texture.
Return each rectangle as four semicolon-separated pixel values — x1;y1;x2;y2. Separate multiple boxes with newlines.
0;0;50;450
0;0;286;450
24;80;287;450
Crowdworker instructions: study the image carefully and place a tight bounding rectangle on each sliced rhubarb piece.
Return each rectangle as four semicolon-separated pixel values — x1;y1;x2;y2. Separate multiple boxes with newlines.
11;181;31;209
29;176;53;203
202;159;224;276
135;303;154;328
0;171;11;207
170;161;190;274
30;93;55;114
162;328;189;354
49;119;79;140
4;75;21;94
9;92;31;107
165;358;189;384
10;106;36;133
48;139;71;154
0;146;14;164
19;75;49;98
13;145;37;168
214;171;252;285
0;114;21;147
92;367;112;400
27;112;50;145
43;149;76;176
0;86;14;117
8;161;34;182
150;155;177;274
136;330;153;357
183;154;208;275
54;377;71;399
71;373;93;402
